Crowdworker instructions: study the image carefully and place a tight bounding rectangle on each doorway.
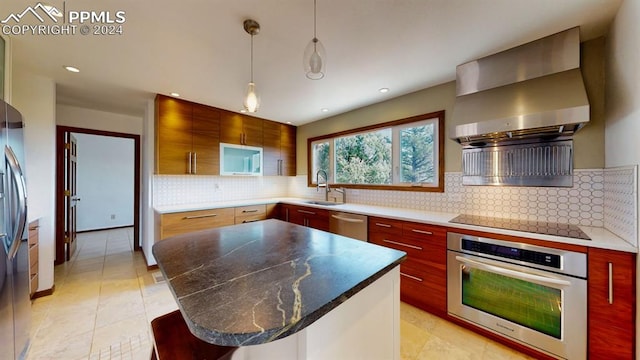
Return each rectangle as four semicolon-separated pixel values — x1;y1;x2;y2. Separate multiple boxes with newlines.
55;126;141;265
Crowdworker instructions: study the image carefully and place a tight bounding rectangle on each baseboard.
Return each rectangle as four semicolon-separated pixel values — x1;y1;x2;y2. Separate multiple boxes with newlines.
32;285;55;299
141;247;159;270
77;225;134;233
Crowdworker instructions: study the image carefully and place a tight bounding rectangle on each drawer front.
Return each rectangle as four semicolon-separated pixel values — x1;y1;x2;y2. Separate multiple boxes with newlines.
29;245;38;268
369;217;403;236
402;222;447;240
399;261;447;314
234;205;266;217
160;208;235;239
370;232;438;263
30;261;38;278
30;273;38;296
235;214;267;224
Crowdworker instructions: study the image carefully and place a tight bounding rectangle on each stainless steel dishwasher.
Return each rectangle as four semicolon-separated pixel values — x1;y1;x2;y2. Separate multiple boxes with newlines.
329;211;368;241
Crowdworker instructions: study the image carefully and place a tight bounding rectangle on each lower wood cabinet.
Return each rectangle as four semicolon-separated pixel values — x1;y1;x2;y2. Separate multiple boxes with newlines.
588;247;636;358
280;204;330;232
369;217;447;317
158;208;236;240
28;220;39;298
157;204;281;241
234;205;267;224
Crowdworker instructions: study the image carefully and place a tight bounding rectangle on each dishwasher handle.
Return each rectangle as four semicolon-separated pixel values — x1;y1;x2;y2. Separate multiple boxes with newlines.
330;214;364;223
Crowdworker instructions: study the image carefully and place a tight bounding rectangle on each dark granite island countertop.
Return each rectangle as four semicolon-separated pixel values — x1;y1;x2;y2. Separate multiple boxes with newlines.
152;219;406;347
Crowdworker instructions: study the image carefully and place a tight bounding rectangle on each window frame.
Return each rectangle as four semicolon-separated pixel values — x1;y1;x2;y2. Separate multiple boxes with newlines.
307;110;445;192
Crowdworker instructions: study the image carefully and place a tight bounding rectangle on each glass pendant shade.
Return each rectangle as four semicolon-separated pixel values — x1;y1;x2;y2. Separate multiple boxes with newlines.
244;82;259;113
304;37;326;80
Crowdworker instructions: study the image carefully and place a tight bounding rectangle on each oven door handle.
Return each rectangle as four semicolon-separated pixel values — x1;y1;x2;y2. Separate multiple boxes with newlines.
455;256;571;288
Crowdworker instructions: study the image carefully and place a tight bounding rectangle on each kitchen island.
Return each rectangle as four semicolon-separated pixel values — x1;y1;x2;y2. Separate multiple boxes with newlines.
152;219;406;359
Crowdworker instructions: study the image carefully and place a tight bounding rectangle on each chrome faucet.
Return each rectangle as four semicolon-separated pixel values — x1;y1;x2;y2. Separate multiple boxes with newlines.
316;169;330;201
333;187;347;204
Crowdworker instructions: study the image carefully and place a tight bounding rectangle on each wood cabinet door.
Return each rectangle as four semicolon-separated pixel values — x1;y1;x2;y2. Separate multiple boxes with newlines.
262;120;281;176
280;124;297;176
192;104;220;175
156;95;193;174
242;115;263;147
588;248;636;358
219;111;245;145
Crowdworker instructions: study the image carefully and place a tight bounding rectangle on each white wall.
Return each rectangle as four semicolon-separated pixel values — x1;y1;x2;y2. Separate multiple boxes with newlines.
74;133;134;231
604;0;640;357
12;69;56;292
141;99;155;266
56;104;143;135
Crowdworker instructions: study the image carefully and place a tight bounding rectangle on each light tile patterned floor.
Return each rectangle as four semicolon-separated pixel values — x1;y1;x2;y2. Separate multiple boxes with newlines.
27;227;532;360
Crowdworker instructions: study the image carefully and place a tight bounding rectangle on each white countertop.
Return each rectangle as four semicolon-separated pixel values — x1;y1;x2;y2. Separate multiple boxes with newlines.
154;197;637;253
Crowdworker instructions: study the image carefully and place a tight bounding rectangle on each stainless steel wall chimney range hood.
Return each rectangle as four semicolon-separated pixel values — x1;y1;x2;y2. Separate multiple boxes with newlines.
451;27;590;187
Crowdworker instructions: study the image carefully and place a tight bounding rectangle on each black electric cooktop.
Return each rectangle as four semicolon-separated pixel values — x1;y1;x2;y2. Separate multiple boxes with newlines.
449;214;591;240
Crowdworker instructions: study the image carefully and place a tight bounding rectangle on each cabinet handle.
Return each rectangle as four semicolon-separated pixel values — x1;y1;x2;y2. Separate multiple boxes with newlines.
193;152;197;174
383;239;422;251
183;213;218;220
277;159;282;176
400;272;423;282
375;223;392;228
298;210;316;215
242;209;259;213
242;219;260;223
411;229;433;235
608;262;613;304
187;152;192;174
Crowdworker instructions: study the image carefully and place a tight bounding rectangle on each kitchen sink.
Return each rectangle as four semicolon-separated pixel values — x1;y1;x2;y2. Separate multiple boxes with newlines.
304;200;342;206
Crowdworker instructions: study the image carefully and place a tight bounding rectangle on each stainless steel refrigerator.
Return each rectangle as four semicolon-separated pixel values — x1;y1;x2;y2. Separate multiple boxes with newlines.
0;99;30;360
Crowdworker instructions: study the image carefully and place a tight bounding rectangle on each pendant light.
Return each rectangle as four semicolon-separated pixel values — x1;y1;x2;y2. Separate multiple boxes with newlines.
243;19;260;112
303;0;326;79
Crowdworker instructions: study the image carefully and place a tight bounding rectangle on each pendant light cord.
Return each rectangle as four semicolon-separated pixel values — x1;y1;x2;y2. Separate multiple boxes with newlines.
250;34;254;82
313;0;317;39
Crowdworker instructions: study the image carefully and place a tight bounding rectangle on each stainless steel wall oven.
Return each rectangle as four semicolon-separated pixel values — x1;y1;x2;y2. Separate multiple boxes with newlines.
447;232;587;359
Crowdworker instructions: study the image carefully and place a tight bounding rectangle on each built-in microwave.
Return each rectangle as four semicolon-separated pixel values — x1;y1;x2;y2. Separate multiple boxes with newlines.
220;143;263;176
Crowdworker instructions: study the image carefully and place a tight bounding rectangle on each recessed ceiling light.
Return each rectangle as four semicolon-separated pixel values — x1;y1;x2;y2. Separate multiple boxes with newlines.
286;121;292;124
379;88;389;93
64;66;80;73
321;108;329;113
170;92;180;97
240;109;247;113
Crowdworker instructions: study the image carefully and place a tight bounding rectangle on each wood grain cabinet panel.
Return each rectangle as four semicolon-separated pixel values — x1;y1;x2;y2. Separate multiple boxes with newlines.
220;111;263;147
155;95;193;174
159;208;235;240
234;205;267;224
588;248;636;358
280;204;329;232
191;104;221;175
28;220;39;298
263;120;297;176
368;217;447;316
155;95;220;175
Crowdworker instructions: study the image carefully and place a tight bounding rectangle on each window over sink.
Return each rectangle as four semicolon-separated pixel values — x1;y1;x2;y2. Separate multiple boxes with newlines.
308;110;444;192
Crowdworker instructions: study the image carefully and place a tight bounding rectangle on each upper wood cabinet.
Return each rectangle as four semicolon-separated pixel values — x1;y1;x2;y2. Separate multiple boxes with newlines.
263;120;297;176
220;111;263;147
156;94;295;176
155;95;220;175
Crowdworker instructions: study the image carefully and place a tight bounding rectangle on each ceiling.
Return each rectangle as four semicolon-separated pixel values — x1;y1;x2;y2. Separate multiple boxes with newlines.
4;0;623;125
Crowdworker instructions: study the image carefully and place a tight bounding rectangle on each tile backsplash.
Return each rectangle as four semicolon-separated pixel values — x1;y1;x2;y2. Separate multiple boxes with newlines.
153;167;638;245
291;170;606;226
153;175;290;205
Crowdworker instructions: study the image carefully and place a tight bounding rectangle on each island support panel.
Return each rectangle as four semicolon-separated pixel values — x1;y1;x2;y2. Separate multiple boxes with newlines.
229;267;400;360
